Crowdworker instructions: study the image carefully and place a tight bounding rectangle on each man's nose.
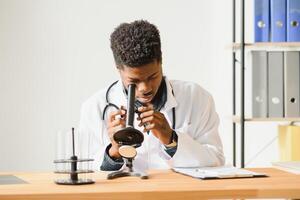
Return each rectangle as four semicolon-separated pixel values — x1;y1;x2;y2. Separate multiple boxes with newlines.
137;81;151;93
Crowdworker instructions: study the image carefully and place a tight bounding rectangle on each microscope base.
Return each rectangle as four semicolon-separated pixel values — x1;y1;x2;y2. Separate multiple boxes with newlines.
107;169;148;179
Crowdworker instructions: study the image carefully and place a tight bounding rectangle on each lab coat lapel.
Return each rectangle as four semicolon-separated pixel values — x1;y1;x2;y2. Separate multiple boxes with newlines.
163;78;178;112
110;80;127;108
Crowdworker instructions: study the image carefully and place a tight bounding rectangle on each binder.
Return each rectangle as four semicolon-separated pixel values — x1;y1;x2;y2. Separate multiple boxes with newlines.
268;52;284;117
284;51;300;117
0;175;27;185
272;161;300;174
278;124;300;161
287;0;300;41
254;0;270;42
270;0;287;42
173;165;267;180
252;51;268;118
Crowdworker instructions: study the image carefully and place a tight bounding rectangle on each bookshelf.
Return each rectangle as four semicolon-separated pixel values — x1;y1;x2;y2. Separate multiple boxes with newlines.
232;116;300;123
232;1;300;168
233;42;300;51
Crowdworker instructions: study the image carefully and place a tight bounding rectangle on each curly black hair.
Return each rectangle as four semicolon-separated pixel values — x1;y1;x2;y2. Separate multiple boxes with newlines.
110;20;162;68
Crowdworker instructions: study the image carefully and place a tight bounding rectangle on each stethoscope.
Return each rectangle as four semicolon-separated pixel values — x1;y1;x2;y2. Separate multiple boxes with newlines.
101;80;176;130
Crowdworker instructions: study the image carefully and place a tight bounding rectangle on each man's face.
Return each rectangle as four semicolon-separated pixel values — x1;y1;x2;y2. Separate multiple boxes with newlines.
118;60;163;105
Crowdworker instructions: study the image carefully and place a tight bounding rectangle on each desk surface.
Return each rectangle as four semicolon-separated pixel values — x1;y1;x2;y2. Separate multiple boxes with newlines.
0;168;300;200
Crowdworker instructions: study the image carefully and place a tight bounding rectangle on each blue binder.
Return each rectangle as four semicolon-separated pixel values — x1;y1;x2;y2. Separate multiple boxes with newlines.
270;0;287;42
287;0;300;41
254;0;270;42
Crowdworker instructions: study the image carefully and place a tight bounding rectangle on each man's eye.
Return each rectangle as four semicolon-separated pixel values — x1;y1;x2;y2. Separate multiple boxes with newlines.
149;76;157;80
129;80;138;84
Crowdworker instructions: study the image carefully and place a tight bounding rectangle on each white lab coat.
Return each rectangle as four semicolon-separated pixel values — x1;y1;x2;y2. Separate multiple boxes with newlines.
79;77;225;171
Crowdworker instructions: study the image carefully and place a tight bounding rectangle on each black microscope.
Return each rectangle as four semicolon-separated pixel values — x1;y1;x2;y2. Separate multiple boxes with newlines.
107;84;148;179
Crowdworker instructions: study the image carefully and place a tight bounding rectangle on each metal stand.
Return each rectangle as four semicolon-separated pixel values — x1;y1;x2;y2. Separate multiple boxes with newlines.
54;128;95;185
54;157;95;185
232;0;245;168
232;0;237;167
240;0;246;169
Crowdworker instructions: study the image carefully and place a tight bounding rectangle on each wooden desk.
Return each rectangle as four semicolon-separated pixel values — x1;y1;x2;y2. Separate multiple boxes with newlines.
0;168;300;200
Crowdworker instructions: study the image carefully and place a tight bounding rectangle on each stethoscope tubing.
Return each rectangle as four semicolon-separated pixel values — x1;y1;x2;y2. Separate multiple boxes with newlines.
102;81;176;130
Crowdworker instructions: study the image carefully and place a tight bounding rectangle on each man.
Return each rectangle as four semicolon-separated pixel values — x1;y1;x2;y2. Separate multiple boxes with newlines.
79;20;224;171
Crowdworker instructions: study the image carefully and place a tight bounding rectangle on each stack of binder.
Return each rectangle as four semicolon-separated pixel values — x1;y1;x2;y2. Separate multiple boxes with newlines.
252;51;300;118
254;0;300;42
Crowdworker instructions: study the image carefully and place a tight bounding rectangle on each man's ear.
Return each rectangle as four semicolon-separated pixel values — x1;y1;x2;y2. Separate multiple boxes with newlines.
156;58;162;65
116;65;123;74
116;64;124;70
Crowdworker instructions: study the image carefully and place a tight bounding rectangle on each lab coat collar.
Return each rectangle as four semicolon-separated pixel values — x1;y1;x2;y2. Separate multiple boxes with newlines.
112;80;127;106
113;77;178;111
163;77;178;112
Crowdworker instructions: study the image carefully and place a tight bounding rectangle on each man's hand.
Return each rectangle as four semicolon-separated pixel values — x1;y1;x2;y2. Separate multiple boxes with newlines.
107;106;126;158
137;105;172;145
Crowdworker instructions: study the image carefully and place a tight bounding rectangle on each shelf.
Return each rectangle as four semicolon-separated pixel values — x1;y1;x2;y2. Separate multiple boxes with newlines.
232;115;300;123
233;42;300;52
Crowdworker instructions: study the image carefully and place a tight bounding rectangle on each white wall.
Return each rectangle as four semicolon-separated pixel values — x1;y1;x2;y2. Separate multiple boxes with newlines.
0;0;278;171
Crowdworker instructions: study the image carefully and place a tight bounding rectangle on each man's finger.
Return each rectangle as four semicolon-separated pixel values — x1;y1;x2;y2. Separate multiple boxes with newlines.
143;123;155;132
140;116;154;124
139;109;155;118
110;118;126;127
108;109;126;122
113;124;125;133
137;105;154;113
